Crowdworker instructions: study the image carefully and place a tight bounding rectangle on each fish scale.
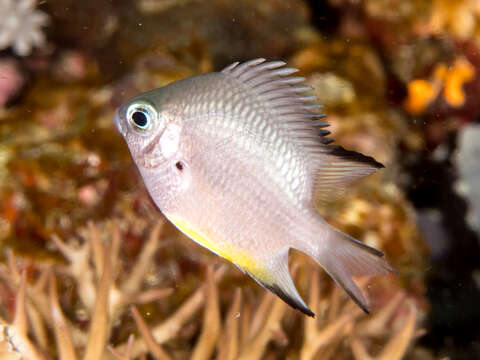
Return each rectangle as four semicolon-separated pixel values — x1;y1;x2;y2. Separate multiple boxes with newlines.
190;108;306;206
114;58;394;316
211;76;307;204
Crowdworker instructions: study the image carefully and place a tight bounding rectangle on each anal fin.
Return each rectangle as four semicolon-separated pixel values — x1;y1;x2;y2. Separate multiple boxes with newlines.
244;251;314;317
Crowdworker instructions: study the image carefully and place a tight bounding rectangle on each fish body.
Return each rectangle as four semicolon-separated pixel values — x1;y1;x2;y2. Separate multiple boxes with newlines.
114;59;394;316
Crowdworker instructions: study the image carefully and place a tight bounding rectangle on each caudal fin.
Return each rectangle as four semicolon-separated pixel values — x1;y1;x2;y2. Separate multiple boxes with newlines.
244;250;314;317
300;225;395;314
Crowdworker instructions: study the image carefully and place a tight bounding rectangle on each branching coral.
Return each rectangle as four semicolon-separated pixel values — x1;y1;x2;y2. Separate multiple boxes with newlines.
0;221;176;359
0;273;46;360
112;265;422;359
0;218;423;359
299;269;421;360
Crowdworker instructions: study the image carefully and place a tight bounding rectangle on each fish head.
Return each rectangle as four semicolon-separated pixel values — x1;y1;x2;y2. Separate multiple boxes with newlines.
114;91;192;211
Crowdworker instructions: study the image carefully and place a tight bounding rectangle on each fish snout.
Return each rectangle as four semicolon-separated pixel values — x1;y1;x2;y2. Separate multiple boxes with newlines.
113;108;127;137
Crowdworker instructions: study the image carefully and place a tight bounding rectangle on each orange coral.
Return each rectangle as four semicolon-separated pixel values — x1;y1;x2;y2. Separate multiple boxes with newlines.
403;79;437;115
403;58;475;114
443;58;475;107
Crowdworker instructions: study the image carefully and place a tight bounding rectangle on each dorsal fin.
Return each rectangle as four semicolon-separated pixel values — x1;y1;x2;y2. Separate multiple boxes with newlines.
221;59;384;205
221;58;328;129
312;146;384;206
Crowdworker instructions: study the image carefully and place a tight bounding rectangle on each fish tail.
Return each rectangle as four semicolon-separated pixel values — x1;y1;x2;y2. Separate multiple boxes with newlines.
245;250;314;317
298;223;395;314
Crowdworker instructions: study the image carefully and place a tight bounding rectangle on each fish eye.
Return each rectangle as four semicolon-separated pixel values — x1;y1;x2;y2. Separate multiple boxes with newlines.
132;111;149;129
126;102;157;133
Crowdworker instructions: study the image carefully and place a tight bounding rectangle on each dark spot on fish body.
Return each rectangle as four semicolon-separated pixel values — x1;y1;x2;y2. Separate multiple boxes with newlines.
175;161;184;171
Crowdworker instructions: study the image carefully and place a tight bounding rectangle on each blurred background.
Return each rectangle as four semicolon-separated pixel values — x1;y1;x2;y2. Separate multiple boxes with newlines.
0;0;479;359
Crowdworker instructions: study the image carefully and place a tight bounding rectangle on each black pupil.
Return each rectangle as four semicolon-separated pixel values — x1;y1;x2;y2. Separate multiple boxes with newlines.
176;162;184;171
132;111;148;128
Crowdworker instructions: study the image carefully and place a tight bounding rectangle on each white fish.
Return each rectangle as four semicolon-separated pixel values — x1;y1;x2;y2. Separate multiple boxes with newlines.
114;58;394;316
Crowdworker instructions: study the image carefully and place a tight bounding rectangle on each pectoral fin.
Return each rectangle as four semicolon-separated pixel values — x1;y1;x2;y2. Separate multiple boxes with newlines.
244;250;314;317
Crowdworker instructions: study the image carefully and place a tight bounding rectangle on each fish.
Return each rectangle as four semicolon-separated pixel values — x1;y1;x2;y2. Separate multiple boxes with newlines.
114;58;394;316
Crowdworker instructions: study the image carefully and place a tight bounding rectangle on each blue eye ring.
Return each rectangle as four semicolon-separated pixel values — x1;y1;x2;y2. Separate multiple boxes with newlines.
126;101;157;133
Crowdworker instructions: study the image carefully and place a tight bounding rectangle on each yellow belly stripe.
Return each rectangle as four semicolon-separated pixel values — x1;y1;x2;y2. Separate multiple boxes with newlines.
168;216;261;273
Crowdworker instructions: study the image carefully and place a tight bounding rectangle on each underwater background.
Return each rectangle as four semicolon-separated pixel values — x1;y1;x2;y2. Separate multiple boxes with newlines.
0;0;479;359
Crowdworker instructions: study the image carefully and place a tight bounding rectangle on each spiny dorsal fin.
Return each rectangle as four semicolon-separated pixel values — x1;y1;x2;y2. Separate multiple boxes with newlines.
221;58;328;128
222;58;384;206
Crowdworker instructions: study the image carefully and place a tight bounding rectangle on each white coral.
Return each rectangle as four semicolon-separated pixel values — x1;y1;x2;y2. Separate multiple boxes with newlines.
455;124;480;236
0;0;49;56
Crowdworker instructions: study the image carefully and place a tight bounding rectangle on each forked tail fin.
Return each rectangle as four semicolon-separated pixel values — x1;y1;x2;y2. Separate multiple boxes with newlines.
299;224;395;314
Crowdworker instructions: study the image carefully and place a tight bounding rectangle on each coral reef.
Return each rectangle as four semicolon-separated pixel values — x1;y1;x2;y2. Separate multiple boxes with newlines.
0;221;423;359
1;0;479;358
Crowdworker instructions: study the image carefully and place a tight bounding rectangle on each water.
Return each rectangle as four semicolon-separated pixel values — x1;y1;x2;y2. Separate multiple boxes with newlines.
0;0;479;359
